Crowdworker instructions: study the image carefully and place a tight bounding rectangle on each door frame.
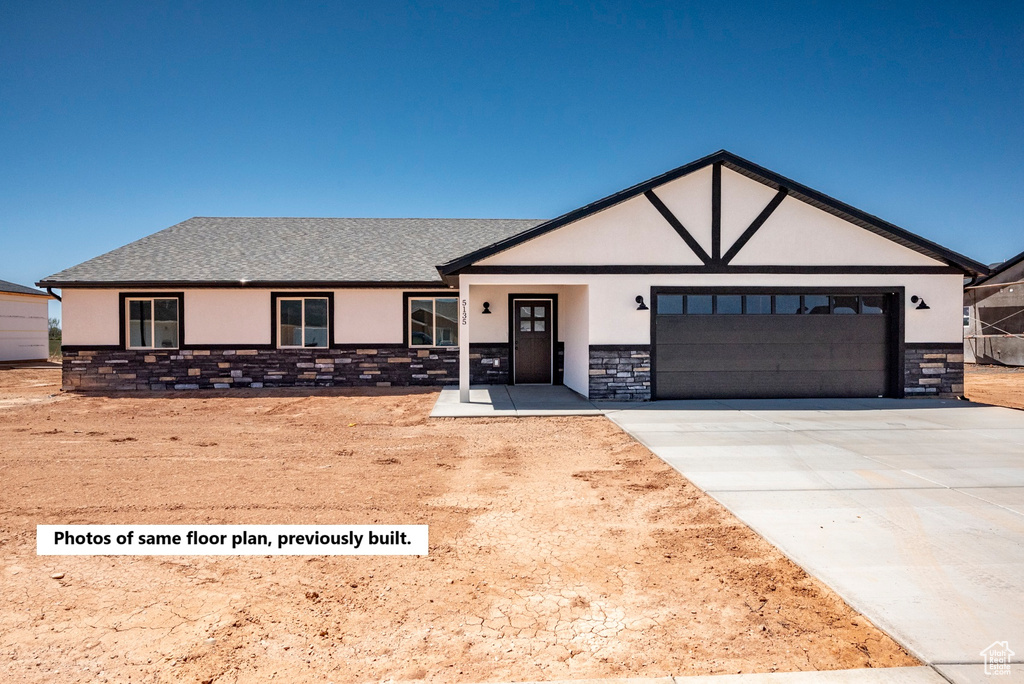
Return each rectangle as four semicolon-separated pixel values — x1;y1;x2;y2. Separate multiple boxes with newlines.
508;293;559;385
649;285;905;399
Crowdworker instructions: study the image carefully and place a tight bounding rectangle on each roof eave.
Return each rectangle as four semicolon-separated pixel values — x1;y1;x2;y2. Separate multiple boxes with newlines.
36;279;454;290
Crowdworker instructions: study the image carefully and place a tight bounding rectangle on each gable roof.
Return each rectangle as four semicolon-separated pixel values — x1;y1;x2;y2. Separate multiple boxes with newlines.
438;150;989;277
0;279;49;297
974;246;1024;286
38;217;543;288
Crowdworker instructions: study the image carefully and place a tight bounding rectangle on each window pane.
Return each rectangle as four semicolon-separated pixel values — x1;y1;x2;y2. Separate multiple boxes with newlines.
745;295;771;314
129;300;151;347
804;295;830;314
153;298;178;348
534;320;545;332
716;295;742;314
862;296;887;314
963;306;970;327
304;298;328;347
775;295;801;314
686;295;712;314
410;300;433;346
831;295;859;314
434;298;458;346
520;306;531;318
280;299;303;346
533;306;545;318
520;320;532;332
657;294;683;315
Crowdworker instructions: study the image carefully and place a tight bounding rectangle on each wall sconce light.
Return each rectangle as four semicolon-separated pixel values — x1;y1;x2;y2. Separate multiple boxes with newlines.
635;295;649;311
911;295;930;310
481;302;491;314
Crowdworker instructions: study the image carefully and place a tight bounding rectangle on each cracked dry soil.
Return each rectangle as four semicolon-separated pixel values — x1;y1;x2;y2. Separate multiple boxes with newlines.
0;367;916;682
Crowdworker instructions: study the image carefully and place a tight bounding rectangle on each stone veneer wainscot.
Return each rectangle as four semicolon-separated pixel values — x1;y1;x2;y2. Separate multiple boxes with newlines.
61;345;509;391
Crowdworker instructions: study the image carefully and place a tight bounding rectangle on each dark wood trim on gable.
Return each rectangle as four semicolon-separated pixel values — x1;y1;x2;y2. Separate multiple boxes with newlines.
118;292;185;350
435;150;988;277
643;190;711;264
721;187;789;264
711;162;722;263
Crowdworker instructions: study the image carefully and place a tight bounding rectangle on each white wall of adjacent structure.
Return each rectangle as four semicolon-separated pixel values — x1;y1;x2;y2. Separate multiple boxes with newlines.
0;292;50;361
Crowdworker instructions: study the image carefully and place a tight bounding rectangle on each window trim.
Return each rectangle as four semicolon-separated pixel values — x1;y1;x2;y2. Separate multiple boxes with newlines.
270;292;335;349
119;292;185;350
404;292;460;348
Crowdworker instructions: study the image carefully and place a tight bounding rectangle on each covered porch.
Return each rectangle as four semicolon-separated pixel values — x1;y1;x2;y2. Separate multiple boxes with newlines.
456;280;591;403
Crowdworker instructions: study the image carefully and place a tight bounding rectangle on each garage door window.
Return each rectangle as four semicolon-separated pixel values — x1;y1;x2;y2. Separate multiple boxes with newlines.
657;294;890;316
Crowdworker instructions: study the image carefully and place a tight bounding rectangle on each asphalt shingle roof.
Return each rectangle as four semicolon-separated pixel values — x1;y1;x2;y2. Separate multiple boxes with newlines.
0;279;49;296
38;217;544;287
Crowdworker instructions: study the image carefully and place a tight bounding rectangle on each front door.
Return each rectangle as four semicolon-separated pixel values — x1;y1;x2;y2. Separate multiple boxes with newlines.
513;299;552;384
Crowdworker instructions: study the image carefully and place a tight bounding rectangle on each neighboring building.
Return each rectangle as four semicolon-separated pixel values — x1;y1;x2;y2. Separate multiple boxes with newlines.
0;280;52;362
965;247;1024;366
39;150;987;400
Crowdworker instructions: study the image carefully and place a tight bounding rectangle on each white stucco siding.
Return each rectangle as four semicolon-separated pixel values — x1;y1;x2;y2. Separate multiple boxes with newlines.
459;273;964;345
62;288;412;347
731;196;943;266
61;289;120;346
720;167;781;253
335;289;404;344
559;285;590;396
476;195;704;266
185;290;271;345
0;293;49;361
650;165;713;254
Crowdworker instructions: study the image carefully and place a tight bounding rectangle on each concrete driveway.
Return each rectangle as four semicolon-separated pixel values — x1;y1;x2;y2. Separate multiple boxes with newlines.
607;398;1024;684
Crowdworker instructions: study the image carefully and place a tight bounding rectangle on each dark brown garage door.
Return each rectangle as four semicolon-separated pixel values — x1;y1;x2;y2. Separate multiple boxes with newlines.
653;292;896;400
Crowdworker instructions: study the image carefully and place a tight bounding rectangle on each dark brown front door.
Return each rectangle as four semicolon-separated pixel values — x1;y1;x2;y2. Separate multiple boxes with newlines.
513;299;552;384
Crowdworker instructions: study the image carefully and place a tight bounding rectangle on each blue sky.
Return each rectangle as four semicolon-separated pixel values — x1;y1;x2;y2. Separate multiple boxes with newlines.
2;1;1022;321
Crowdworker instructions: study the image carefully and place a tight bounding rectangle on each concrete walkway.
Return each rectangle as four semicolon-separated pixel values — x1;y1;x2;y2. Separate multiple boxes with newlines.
608;399;1024;684
477;667;942;684
479;667;947;684
431;384;604;417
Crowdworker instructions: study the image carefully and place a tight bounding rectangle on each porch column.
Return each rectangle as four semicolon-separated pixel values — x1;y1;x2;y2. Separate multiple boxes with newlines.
459;278;470;403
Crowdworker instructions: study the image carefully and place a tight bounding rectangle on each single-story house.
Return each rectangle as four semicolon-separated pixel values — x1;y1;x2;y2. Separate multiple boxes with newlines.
964;247;1024;366
0;280;52;362
39;150;987;400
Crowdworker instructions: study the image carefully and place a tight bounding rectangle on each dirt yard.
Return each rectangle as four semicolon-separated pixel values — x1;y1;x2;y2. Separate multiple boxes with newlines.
0;367;915;683
966;363;1024;410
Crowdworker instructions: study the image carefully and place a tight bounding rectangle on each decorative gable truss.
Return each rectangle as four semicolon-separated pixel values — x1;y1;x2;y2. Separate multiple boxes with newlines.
438;151;986;278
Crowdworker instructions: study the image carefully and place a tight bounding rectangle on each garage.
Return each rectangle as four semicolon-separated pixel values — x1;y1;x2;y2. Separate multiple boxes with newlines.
652;289;899;400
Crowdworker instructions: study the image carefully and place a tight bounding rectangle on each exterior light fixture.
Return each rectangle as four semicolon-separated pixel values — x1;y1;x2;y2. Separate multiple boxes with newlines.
482;302;491;314
911;295;930;310
635;295;649;311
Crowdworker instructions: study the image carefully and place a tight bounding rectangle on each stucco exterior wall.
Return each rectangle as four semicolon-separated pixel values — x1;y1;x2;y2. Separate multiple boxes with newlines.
0;293;49;361
61;288;414;347
459;273;965;345
477;195;703;267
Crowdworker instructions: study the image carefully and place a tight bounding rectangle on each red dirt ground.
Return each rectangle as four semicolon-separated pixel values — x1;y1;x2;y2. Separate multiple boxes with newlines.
0;367;916;683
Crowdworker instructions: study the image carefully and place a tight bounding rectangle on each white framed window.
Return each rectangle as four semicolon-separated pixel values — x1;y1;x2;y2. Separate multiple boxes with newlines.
963;306;971;328
277;297;329;348
408;297;458;347
126;297;179;349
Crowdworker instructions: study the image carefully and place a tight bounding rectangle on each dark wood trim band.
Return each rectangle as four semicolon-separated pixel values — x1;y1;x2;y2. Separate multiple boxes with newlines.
457;265;963;275
643;190;711;264
40;280;452;290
